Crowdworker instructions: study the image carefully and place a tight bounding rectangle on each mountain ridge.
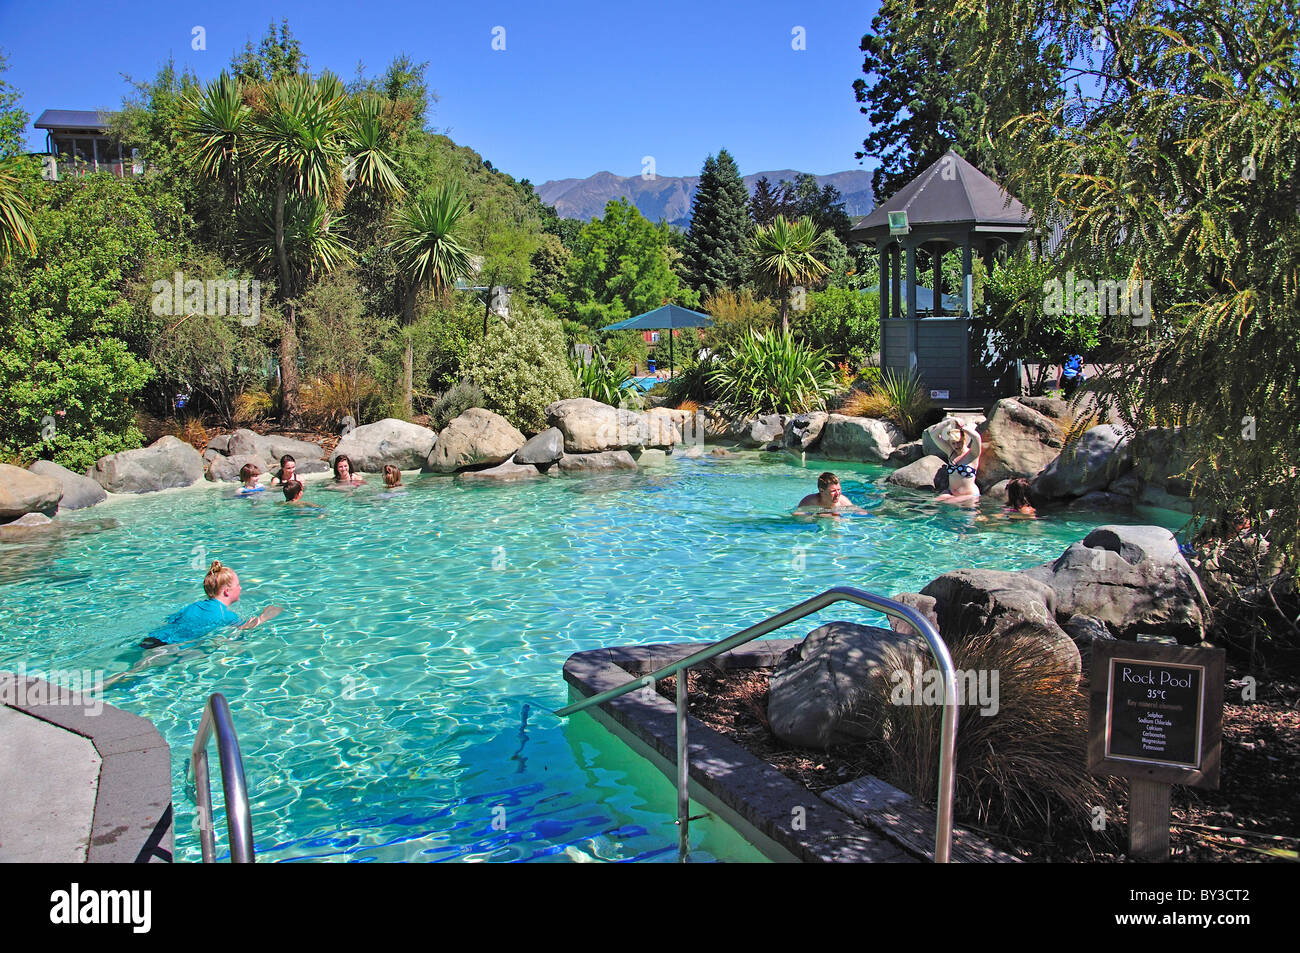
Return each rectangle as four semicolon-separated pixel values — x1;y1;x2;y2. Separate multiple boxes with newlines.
537;168;874;228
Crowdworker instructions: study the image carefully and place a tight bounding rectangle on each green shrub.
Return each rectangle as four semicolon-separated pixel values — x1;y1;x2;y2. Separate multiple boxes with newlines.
429;379;485;430
662;354;720;406
463;307;579;432
570;347;631;406
796;286;880;369
708;328;838;416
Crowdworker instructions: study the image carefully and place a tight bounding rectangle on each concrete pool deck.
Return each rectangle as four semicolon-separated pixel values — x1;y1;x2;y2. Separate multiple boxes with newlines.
0;673;173;863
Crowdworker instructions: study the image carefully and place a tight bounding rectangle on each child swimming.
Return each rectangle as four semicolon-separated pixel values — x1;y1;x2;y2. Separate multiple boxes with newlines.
237;462;265;495
282;479;323;509
140;560;282;647
382;465;404;489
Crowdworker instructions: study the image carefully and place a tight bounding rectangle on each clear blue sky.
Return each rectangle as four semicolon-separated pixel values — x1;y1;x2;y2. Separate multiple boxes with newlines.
1;0;883;185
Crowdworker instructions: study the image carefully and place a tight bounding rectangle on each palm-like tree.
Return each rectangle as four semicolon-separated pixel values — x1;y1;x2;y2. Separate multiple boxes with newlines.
181;71;403;427
750;215;832;333
388;184;473;414
0;158;37;264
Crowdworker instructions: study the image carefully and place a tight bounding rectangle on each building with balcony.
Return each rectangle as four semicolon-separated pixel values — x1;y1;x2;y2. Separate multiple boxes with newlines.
32;109;141;180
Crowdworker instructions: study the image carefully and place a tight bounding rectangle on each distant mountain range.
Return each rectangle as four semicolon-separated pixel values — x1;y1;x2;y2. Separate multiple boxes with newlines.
536;169;874;228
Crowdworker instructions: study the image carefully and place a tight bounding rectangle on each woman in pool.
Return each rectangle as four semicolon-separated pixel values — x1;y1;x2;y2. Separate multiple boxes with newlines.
270;454;297;486
1005;478;1037;517
332;454;365;487
933;418;982;505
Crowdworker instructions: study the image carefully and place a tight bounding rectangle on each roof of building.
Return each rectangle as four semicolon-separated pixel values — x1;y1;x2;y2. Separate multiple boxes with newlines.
33;109;113;131
851;149;1031;240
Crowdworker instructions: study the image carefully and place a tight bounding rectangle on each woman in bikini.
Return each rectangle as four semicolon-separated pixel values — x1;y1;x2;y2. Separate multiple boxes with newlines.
934;419;982;505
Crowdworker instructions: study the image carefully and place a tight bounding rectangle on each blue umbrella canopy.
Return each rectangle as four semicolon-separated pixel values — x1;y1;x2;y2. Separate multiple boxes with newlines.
601;304;713;377
600;304;714;332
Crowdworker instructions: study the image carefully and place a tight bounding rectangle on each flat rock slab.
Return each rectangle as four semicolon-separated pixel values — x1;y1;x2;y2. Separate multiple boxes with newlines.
0;705;100;862
557;450;638;471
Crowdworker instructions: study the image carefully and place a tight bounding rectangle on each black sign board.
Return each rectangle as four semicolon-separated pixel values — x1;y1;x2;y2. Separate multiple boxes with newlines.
1088;639;1224;789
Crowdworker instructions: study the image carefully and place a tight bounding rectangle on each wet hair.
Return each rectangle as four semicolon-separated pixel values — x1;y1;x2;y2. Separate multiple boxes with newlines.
203;560;237;598
332;454;353;480
817;471;840;490
1007;479;1033;509
279;454;295;468
239;462;260;482
382;464;402;487
283;480;303;501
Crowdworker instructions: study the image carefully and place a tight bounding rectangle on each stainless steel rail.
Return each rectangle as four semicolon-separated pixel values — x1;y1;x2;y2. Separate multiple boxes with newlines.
555;586;959;863
191;693;255;863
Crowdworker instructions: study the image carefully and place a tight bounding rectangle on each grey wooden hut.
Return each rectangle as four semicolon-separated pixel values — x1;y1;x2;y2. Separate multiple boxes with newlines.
850;149;1032;403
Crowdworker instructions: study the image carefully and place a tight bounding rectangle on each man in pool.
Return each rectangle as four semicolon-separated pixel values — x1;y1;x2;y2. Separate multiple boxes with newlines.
794;472;866;514
140;560;282;647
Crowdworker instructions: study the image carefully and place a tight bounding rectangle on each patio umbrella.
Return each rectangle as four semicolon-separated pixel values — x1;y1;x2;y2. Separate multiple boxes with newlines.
601;304;714;377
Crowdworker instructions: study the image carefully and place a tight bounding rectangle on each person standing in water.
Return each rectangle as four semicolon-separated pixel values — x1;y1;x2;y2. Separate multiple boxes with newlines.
933;419;982;505
795;472;866;514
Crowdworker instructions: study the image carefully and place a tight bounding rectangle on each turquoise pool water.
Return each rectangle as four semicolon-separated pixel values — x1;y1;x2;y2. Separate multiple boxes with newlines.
0;452;1185;862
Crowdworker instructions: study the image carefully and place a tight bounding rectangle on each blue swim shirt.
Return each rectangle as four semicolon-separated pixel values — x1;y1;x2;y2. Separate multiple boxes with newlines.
145;599;242;644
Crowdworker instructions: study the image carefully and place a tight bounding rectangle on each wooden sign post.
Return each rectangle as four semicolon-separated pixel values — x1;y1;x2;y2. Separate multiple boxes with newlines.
1087;638;1225;862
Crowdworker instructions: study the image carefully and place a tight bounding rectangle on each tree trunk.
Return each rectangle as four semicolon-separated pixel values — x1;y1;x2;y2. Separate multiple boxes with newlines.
403;284;416;418
273;178;303;428
780;290;790;335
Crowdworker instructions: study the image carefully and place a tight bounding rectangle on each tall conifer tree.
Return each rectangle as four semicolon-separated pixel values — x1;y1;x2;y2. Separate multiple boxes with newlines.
683;148;753;298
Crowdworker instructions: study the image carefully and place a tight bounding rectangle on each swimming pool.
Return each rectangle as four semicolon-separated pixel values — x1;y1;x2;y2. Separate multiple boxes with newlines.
0;452;1185;862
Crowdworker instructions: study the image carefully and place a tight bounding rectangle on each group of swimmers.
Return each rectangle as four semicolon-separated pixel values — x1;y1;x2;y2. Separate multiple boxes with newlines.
795;469;1037;518
234;453;406;504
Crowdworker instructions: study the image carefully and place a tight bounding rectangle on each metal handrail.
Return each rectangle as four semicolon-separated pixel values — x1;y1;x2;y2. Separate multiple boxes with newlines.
190;693;255;863
556;586;959;863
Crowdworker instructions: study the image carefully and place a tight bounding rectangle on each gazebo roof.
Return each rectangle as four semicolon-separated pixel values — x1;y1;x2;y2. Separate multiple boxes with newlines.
851;149;1031;242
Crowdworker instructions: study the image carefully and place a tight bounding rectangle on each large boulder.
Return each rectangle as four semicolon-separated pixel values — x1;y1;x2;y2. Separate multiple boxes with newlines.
976;398;1064;486
887;439;925;466
734;415;786;449
225;429;324;465
207;453;267;483
225;428;268;460
514;427;565;466
545;398;649;452
1131;427;1194;504
784;412;829;451
427;408;525;473
456;457;541;482
819;415;906;463
920;569;1081;677
0;464;62;522
1032;424;1133;500
27;460;105;511
330;419;436;472
886;454;948;490
91;436;205;494
1021;525;1208;645
767;621;929;749
643;409;681;449
556;451;638;471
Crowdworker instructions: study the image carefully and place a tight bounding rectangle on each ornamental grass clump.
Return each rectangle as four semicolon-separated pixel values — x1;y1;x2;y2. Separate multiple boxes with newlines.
845;630;1118;839
569;348;631;407
837;368;932;438
708;328;837;416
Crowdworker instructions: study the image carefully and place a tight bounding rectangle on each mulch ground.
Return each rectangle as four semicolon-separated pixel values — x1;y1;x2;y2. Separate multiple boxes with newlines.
659;660;1299;863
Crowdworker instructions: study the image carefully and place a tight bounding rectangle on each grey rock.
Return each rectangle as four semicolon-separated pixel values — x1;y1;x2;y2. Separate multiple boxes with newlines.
784;412;829;451
633;448;669;466
291;459;331;477
514;427;565;466
886;454;947;490
91;436;205;494
921;569;1081;677
0;464;63;522
557;450;638;471
259;433;326;462
207;453;268;483
202;448;221;464
1017;396;1069;419
427;408;525;473
886;593;940;639
820;415;906;463
28;460;106;511
1106;470;1143;498
225;428;264;458
767;621;929;749
887;439;925;465
545;398;649;452
985;479;1012;502
976;398;1064;486
1062;614;1116;669
1021;525;1208;645
457;457;541;481
1033;424;1133;499
330;418;437;472
1065;490;1135;512
204;434;230;454
1132;427;1193;499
